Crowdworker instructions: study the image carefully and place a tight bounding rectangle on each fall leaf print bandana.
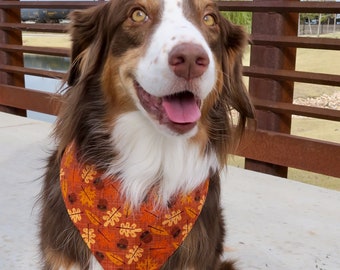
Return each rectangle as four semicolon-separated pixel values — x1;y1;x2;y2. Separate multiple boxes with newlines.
60;142;209;270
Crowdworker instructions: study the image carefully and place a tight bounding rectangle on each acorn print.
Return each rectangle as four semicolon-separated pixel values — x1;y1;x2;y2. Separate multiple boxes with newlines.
140;231;153;244
171;226;181;239
194;190;201;202
61;143;210;270
68;193;77;203
97;199;108;211
117;238;128;250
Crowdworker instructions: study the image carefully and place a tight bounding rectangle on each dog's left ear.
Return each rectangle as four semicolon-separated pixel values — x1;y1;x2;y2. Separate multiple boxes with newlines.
219;16;255;124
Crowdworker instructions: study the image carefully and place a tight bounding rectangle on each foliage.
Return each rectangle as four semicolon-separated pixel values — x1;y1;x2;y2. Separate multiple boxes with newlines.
300;13;334;24
221;11;252;33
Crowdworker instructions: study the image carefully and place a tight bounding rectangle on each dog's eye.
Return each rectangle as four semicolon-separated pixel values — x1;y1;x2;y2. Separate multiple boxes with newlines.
131;9;148;23
203;14;216;26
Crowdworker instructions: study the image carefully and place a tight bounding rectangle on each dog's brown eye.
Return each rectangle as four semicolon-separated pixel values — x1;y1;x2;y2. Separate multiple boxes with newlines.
203;14;216;26
131;9;148;23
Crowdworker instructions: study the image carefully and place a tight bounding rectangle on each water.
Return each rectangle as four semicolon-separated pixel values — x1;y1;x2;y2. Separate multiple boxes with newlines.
24;54;70;122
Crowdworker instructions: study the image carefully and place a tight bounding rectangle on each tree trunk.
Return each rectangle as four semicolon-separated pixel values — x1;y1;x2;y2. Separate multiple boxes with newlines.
308;17;312;34
317;13;322;37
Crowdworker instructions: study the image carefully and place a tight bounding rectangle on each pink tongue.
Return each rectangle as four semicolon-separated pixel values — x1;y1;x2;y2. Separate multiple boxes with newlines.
162;93;201;124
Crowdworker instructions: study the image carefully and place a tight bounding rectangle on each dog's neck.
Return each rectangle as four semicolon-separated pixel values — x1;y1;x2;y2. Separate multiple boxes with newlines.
107;111;219;208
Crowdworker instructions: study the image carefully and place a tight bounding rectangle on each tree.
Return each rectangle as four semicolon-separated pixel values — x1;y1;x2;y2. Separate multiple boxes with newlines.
300;13;318;35
221;11;252;33
300;0;338;36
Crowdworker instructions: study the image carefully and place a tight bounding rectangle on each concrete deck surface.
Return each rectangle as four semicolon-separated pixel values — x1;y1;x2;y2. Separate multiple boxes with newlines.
0;112;339;270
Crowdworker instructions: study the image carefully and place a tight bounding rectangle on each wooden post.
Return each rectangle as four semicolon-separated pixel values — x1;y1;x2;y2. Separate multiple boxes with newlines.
0;0;26;116
245;0;299;177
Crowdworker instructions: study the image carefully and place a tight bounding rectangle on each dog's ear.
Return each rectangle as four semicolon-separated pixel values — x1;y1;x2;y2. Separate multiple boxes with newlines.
67;4;108;86
220;16;255;128
208;15;255;161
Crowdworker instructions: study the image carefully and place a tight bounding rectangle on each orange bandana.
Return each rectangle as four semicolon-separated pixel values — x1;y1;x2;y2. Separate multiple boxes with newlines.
60;142;209;270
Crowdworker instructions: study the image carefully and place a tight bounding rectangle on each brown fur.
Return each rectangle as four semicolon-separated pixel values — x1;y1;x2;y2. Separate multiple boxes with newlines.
39;0;254;269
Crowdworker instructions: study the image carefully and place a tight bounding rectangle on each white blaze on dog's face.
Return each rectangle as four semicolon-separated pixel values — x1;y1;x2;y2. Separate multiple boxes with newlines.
132;0;217;136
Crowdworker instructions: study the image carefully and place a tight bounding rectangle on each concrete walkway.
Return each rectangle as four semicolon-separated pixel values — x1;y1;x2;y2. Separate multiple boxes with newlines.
0;112;339;270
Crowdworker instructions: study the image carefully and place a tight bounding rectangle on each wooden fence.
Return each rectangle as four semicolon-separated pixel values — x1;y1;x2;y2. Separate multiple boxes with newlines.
0;0;339;178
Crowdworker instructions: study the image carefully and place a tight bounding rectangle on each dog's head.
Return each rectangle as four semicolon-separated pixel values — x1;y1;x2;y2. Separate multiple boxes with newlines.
59;0;254;164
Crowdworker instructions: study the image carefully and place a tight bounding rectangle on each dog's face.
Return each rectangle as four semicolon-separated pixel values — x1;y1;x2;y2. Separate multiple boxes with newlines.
61;0;254;166
133;0;218;135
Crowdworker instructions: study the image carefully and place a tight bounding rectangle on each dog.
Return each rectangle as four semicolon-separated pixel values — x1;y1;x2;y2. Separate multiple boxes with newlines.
39;0;254;269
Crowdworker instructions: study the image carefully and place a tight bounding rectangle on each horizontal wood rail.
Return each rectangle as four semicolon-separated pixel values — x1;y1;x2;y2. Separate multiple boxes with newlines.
243;67;340;87
252;98;340;122
0;64;65;79
0;22;66;32
0;1;97;9
0;84;59;115
0;44;69;57
1;1;339;179
235;129;340;178
251;35;340;51
0;0;338;13
217;1;340;13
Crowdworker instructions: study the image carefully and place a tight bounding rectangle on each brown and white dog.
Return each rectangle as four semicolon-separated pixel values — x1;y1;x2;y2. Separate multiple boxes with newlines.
39;0;254;269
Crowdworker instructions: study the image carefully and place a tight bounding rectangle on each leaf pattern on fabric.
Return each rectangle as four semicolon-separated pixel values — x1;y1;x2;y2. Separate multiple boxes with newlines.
103;207;122;227
180;194;193;204
63;151;74;168
81;227;96;248
198;195;206;211
119;222;142;238
148;225;169;236
79;186;96;207
126;245;144;264
85;210;101;226
106;252;124;266
162;210;183;227
81;165;97;184
60;142;210;270
67;208;82;223
136;257;159;270
182;223;193;238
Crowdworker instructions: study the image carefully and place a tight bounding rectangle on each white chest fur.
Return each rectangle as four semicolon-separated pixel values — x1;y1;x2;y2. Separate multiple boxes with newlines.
108;112;218;208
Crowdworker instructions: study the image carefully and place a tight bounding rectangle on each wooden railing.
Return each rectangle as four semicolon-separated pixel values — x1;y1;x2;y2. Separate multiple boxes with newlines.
220;0;340;178
0;0;339;178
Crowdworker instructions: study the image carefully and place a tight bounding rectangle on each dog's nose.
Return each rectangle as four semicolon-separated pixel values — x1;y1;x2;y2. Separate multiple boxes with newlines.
168;43;209;80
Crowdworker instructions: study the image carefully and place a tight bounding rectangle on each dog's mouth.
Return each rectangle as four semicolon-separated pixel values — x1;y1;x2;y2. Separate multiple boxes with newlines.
134;81;201;134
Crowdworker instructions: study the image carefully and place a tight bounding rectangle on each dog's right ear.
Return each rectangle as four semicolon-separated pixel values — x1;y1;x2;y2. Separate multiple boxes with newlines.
67;4;107;86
